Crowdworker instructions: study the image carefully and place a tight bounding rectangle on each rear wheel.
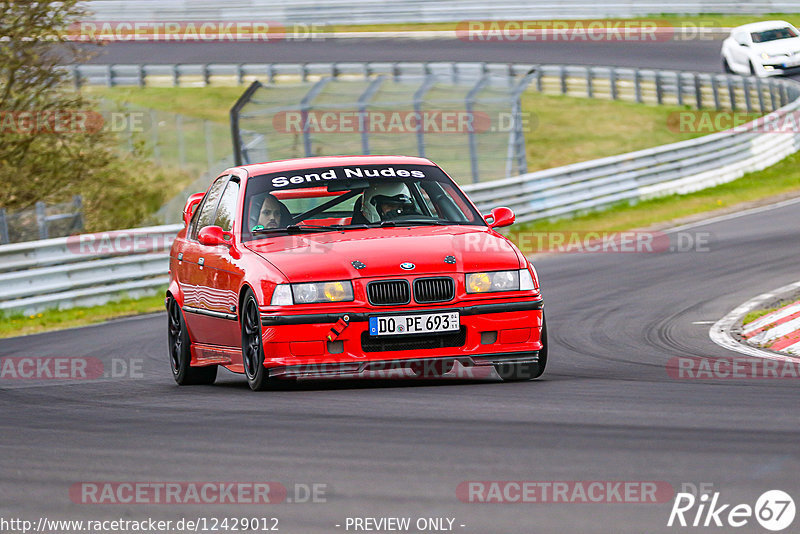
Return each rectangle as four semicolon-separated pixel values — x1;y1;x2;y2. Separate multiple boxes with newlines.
241;289;279;391
167;296;217;385
494;314;548;381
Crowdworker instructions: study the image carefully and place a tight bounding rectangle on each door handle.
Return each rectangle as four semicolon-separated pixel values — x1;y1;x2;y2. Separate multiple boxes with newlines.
198;257;204;266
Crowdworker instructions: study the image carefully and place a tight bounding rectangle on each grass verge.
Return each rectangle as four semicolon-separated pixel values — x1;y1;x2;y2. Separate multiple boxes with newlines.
0;293;167;339
742;307;782;326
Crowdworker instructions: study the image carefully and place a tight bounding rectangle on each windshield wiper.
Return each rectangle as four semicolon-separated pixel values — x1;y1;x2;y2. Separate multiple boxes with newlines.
378;219;449;227
253;224;370;235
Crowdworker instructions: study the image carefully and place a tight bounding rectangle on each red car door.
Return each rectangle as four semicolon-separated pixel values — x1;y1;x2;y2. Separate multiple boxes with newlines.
194;178;244;349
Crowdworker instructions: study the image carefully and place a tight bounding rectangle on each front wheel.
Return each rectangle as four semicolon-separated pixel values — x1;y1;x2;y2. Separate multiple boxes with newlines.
167;296;217;385
241;289;280;391
722;57;733;74
494;315;548;381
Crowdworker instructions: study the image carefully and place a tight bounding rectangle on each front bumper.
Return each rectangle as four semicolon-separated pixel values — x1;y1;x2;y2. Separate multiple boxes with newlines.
257;299;544;370
269;352;539;381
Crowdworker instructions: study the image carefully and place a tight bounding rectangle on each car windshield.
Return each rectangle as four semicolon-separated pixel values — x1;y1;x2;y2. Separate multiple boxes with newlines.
751;27;798;43
241;163;485;241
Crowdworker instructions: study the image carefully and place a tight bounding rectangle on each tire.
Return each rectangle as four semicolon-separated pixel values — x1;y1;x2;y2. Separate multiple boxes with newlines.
167;296;217;385
722;57;733;74
240;289;280;391
494;314;548;381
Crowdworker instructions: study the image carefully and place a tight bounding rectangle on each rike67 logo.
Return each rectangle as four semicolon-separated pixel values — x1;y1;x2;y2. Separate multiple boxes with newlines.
668;489;795;531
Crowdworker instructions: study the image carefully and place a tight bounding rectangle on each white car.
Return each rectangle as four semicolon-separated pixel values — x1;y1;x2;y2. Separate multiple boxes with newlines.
721;21;800;77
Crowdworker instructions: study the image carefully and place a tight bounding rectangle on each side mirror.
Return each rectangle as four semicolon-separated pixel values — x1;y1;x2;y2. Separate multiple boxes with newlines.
183;192;205;227
484;207;515;229
197;225;234;247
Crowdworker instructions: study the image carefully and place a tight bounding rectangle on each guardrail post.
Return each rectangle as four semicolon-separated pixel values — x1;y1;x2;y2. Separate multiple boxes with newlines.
203;64;210;87
610;67;618;100
559;65;567;94
0;208;8;245
72;195;84;234
768;81;778;111
466;76;489;183
677;73;684;106
711;76;721;110
743;78;753;113
172;64;180;87
727;77;736;111
586;67;593;98
755;78;766;114
35;201;48;240
693;74;702;109
72;65;82;90
237;64;244;85
634;69;642;103
535;66;543;92
106;64;113;87
655;71;663;104
138;64;145;87
413;75;436;158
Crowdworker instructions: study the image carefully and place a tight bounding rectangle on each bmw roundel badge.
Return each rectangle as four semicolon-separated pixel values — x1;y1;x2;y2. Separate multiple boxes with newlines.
400;262;415;270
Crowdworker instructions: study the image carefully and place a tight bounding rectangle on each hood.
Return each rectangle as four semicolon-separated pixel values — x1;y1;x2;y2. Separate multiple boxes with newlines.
753;38;800;55
244;226;521;282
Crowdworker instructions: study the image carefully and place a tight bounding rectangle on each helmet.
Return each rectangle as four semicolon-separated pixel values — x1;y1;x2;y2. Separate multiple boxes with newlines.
361;182;415;223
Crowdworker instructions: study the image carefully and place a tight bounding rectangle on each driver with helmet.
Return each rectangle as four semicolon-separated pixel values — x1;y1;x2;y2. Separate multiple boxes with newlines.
359;182;419;223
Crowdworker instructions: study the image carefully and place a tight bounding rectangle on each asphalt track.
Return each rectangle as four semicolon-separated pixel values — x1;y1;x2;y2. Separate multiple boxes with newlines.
2;37;800;534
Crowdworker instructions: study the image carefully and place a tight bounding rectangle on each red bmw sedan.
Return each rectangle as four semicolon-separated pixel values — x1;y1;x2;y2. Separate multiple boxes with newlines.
167;156;546;390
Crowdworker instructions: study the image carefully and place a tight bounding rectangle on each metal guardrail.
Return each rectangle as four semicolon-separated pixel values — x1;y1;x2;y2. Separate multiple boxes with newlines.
78;1;800;25
4;63;800;315
0;225;180;315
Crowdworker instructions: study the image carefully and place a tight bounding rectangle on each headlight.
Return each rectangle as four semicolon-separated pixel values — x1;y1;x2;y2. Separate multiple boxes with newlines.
761;52;785;60
292;281;354;304
466;270;525;293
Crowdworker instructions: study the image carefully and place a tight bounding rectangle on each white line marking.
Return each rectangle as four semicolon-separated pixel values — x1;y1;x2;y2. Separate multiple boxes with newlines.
709;280;800;363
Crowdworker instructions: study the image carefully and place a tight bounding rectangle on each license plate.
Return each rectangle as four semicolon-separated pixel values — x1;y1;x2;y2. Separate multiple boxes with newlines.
368;311;460;336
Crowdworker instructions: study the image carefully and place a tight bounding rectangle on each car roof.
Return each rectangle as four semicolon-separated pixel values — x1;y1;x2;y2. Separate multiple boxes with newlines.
233;155;438;177
732;20;795;33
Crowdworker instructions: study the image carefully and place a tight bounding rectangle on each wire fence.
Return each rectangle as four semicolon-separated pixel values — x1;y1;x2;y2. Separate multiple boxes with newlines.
0;197;83;245
67;62;798;226
231;72;530;186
